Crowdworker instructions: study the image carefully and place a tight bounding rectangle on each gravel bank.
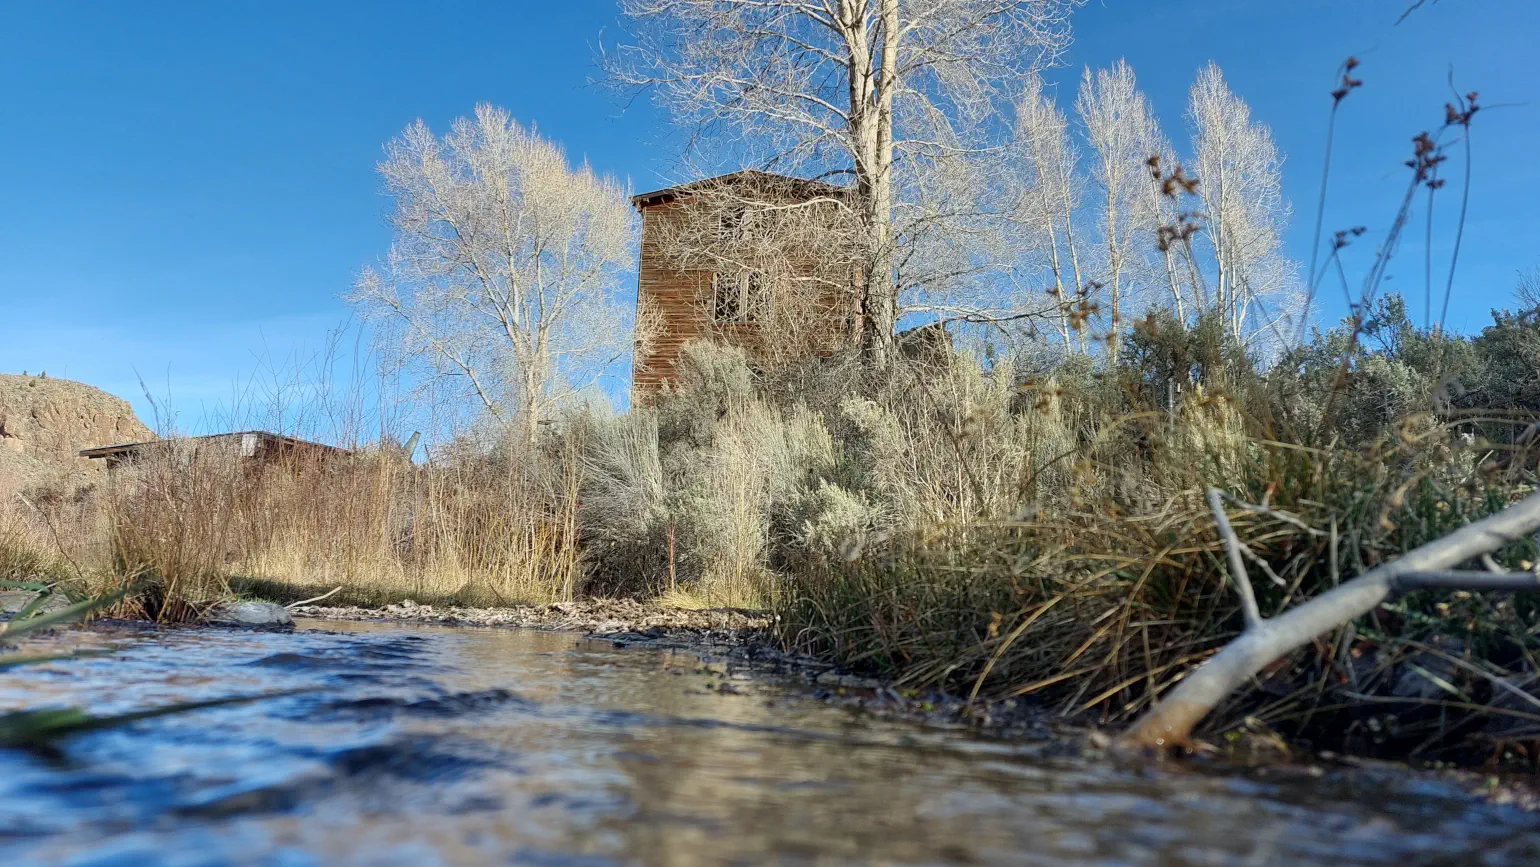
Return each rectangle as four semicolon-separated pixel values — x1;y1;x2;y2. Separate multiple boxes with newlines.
290;597;772;646
290;597;1064;738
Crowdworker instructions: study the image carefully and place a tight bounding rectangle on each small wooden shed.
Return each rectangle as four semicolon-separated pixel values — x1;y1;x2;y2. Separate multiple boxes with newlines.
630;170;863;400
80;430;351;471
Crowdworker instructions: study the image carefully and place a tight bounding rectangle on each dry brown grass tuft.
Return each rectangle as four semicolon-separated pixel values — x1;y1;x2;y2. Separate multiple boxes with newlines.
775;400;1540;758
41;432;582;619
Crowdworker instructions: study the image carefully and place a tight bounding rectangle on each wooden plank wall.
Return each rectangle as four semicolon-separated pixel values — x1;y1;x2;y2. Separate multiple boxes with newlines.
630;197;863;402
632;201;714;398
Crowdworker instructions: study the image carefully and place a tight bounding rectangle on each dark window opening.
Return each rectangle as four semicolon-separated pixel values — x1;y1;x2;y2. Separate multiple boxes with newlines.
712;272;736;322
715;207;745;242
745;272;769;322
712;271;770;325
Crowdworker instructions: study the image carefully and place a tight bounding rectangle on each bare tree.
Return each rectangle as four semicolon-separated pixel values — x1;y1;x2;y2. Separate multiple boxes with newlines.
1137;120;1192;321
350;105;636;441
1009;72;1089;351
606;0;1076;364
1187;64;1299;343
1516;266;1540;313
1078;56;1195;329
1078;60;1151;332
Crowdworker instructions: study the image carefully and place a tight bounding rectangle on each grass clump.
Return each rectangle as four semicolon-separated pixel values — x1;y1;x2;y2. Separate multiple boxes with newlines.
0;426;585;619
771;303;1540;762
98;433;582;616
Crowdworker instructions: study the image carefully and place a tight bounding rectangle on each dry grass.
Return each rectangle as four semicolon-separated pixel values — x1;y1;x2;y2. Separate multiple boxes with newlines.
773;370;1540;759
226;447;581;608
0;480;106;589
4;432;583;619
0;502;74;586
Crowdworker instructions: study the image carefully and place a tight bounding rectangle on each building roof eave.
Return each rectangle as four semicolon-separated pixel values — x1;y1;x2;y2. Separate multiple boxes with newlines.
630;170;852;211
78;430;353;460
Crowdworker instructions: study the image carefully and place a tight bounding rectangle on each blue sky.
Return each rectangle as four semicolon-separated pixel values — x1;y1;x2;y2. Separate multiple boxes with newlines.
1;1;1535;432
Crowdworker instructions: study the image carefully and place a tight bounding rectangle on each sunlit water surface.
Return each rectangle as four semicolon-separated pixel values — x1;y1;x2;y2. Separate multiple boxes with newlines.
0;619;1537;866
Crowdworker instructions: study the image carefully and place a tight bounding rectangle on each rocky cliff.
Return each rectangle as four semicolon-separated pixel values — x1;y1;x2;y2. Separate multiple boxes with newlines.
0;373;152;494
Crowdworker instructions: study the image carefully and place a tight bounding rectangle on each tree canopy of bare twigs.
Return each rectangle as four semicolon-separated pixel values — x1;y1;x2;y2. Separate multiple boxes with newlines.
1187;64;1301;346
350;104;636;440
1007;71;1087;351
605;0;1077;364
995;59;1302;356
1076;59;1167;333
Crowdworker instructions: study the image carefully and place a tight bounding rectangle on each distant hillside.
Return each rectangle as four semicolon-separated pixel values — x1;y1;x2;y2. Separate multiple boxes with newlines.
0;373;152;495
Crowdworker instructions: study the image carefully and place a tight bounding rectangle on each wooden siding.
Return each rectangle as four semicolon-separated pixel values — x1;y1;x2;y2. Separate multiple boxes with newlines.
631;189;862;402
632;200;716;396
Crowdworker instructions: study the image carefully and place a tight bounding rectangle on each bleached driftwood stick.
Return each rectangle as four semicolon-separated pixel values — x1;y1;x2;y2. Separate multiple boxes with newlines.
1121;487;1540;750
286;587;344;609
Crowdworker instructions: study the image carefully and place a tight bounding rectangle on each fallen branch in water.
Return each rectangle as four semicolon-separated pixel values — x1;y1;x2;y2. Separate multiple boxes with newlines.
286;587;343;609
1120;487;1540;751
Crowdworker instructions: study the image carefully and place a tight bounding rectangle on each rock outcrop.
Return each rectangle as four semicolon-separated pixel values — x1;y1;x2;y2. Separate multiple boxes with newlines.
0;373;152;495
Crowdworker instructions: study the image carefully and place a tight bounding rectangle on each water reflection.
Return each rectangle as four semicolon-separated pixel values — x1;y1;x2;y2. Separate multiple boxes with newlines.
0;620;1536;865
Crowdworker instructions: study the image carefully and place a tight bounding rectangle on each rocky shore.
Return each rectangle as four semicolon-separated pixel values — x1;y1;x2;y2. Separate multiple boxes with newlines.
291;597;772;645
290;597;1069;739
5;592;1535;812
280;596;1540;810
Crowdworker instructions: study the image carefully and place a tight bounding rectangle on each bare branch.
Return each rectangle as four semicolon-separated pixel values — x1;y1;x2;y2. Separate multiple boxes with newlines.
1208;487;1261;629
1397;0;1439;25
1123;488;1540;751
1390;570;1540;595
1217;490;1326;537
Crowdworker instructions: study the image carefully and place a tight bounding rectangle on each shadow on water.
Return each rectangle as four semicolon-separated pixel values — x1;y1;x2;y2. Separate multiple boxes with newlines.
0;619;1539;865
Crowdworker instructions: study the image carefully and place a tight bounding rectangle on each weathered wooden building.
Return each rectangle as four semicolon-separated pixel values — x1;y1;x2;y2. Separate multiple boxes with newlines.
80;430;351;471
630;170;864;400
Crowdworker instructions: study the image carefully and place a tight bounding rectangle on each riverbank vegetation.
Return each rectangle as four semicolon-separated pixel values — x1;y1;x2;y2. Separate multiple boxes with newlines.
6;291;1540;762
4;2;1535;765
2;434;582;615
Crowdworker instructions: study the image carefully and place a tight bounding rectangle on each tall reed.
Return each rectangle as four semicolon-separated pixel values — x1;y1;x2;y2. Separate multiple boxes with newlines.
95;431;580;615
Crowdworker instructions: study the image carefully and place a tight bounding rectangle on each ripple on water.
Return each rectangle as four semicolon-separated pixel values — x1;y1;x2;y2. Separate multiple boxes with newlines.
309;687;537;723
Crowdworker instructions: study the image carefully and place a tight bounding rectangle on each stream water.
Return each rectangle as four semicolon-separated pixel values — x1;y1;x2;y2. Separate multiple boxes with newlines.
1;619;1539;866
